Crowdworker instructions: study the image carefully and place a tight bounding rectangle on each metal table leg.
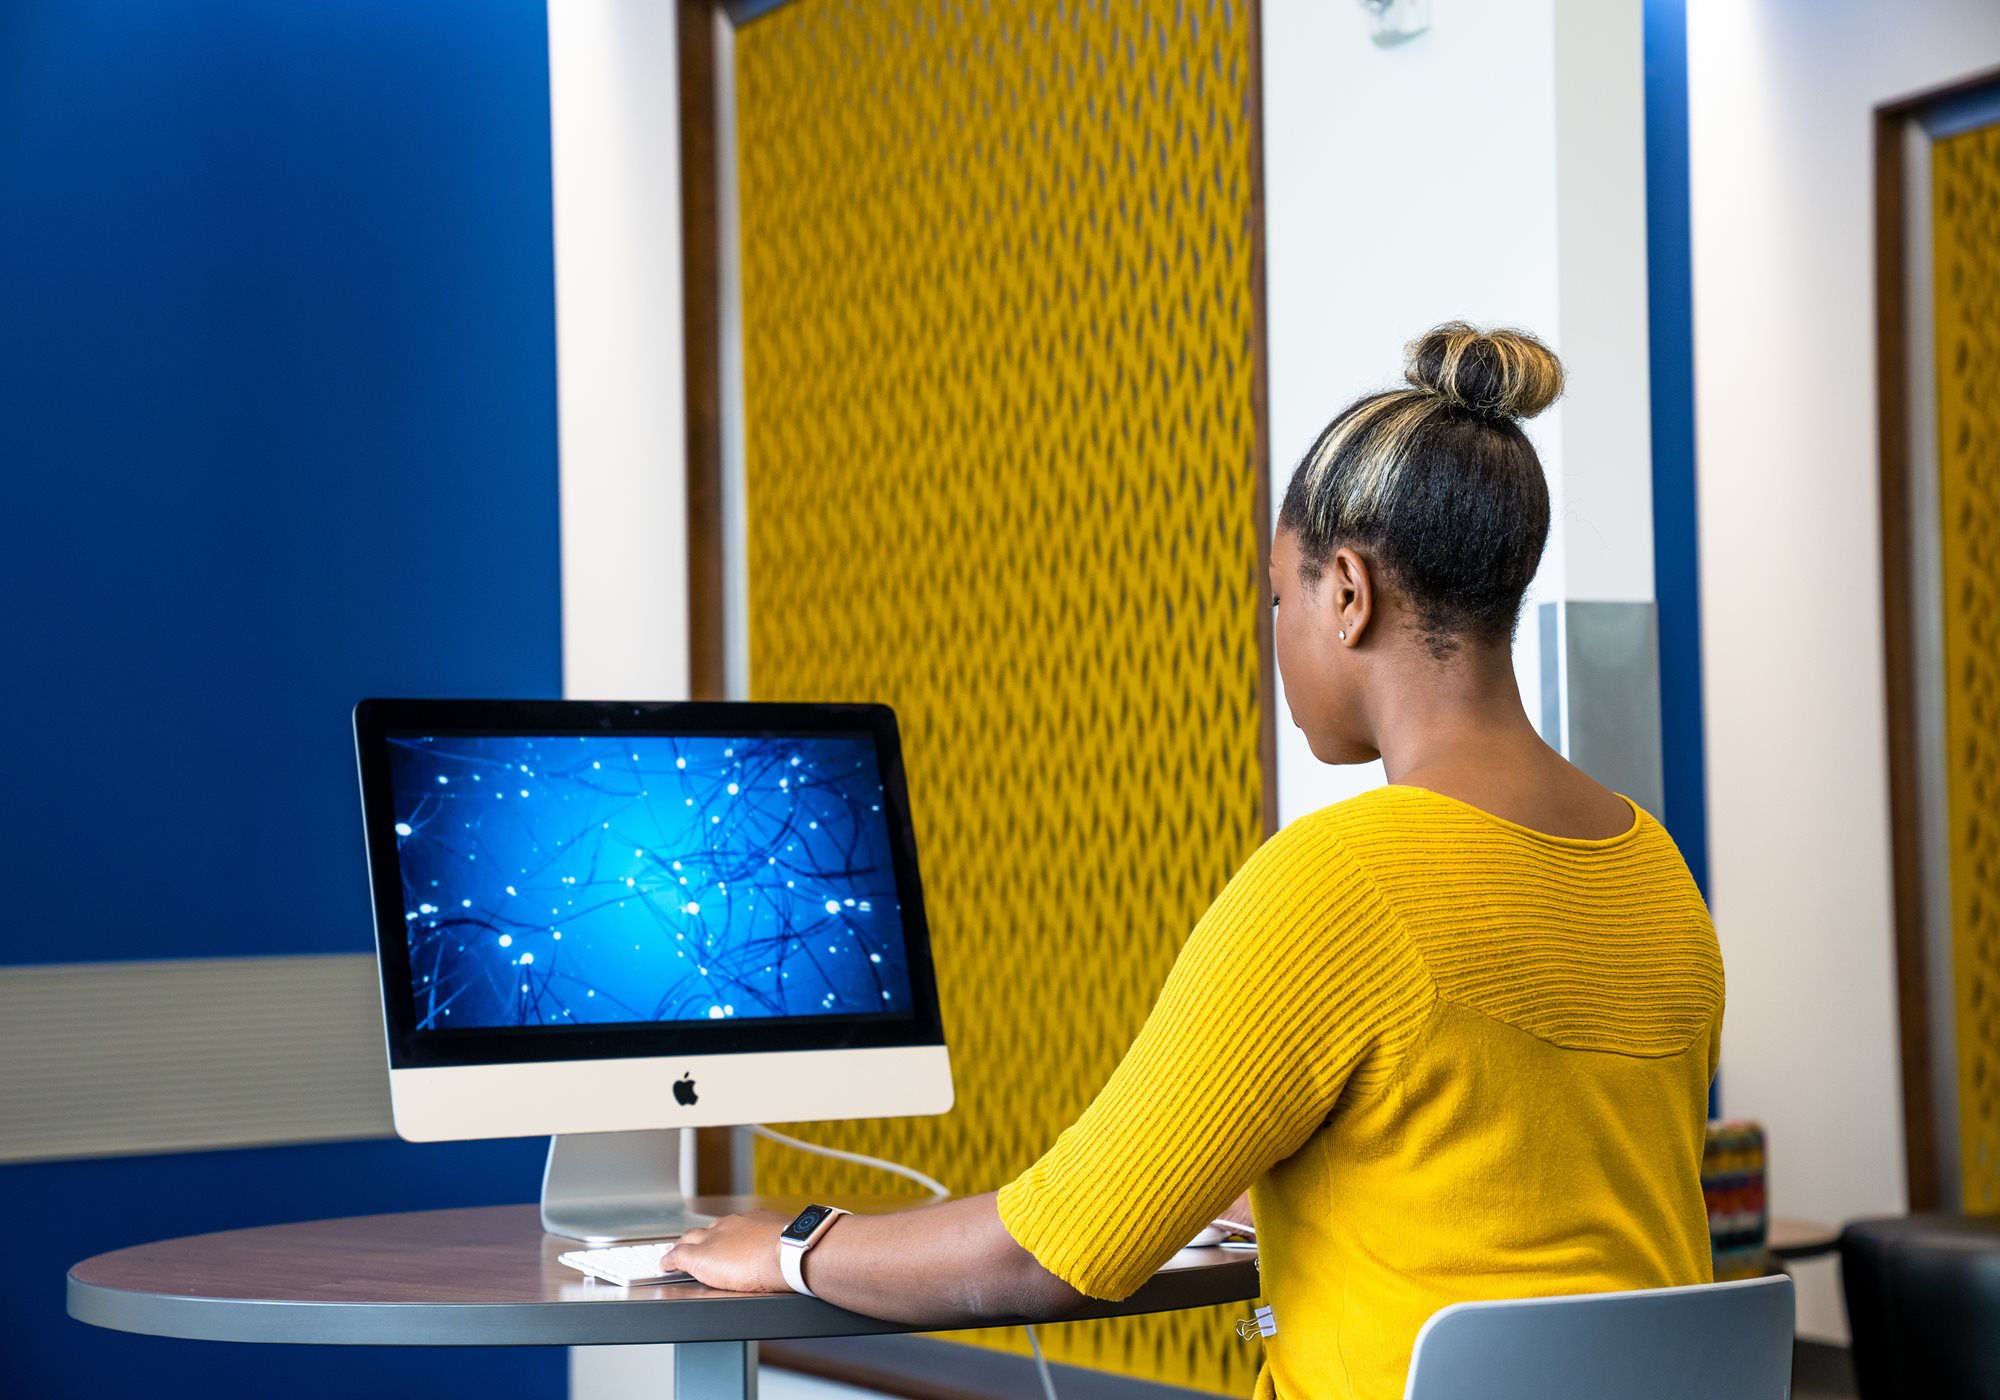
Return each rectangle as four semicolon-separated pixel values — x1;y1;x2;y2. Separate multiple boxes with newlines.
674;1339;757;1398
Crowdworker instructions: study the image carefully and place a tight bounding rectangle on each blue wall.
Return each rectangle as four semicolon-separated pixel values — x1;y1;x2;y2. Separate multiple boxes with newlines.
1642;0;1716;1115
1;1;565;1393
1642;0;1709;902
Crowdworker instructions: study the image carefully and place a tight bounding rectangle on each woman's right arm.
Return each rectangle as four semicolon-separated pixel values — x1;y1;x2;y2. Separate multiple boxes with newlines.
993;817;1434;1302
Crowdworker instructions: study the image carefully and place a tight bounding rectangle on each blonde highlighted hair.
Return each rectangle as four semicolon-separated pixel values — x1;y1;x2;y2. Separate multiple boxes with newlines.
1278;323;1565;654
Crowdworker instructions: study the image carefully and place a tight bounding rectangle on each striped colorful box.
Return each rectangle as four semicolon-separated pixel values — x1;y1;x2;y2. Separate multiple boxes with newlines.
1703;1119;1769;1281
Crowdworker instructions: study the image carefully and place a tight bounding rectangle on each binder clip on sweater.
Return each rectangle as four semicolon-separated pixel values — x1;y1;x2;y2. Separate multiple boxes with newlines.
1235;1305;1278;1340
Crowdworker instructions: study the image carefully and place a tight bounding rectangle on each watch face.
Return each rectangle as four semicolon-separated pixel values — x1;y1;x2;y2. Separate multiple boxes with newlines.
784;1206;831;1241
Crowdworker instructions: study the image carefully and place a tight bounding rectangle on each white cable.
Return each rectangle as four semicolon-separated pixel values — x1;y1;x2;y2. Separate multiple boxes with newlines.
750;1123;1060;1400
1025;1319;1059;1399
748;1123;951;1200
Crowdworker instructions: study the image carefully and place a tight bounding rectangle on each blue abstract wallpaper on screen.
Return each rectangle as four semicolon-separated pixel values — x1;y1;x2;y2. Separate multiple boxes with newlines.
385;735;914;1028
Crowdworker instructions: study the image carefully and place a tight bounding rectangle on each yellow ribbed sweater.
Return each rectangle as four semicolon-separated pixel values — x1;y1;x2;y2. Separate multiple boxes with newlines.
998;785;1723;1400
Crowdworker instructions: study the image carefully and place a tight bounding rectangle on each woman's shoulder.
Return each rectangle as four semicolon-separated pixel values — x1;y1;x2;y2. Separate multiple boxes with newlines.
1242;794;1390;876
1273;785;1456;855
1195;799;1432;1001
1236;789;1429;891
1272;787;1705;906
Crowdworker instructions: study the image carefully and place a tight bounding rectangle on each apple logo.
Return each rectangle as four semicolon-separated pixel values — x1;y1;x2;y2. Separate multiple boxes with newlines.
673;1073;699;1106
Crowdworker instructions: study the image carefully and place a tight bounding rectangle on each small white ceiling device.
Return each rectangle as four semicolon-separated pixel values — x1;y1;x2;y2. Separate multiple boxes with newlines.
1359;0;1432;47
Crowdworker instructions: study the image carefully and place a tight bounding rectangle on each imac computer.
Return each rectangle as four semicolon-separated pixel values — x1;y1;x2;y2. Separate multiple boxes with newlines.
353;699;953;1243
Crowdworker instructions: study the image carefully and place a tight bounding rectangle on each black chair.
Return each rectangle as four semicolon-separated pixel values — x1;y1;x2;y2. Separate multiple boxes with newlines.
1839;1213;2000;1400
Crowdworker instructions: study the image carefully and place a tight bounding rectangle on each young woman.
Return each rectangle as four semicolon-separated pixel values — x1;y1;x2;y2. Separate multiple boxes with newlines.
667;324;1723;1400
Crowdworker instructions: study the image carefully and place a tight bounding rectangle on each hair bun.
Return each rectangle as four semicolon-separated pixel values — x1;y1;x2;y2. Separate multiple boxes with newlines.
1404;322;1564;421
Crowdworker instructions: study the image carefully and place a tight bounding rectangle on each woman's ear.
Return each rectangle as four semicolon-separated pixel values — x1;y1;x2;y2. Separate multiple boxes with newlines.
1328;547;1375;646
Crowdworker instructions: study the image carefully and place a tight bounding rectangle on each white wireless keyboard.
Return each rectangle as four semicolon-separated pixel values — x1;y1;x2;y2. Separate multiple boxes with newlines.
558;1244;694;1287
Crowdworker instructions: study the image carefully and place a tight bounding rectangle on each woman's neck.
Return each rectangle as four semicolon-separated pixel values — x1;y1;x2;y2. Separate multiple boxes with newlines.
1365;640;1634;840
1369;644;1546;787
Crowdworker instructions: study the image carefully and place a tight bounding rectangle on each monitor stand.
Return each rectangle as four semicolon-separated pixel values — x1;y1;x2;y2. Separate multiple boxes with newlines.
540;1128;716;1243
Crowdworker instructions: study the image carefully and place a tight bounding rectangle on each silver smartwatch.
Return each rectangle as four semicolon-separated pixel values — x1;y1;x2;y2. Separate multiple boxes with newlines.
777;1203;849;1298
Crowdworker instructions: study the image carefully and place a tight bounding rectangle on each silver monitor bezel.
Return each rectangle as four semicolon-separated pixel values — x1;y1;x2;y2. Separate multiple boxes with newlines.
354;698;952;1140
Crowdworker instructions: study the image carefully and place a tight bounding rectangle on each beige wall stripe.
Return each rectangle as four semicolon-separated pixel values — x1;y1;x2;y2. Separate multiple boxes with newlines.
0;955;393;1164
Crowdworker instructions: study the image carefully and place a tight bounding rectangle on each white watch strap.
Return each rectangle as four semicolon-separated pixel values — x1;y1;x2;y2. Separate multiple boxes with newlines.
779;1239;814;1296
778;1208;848;1298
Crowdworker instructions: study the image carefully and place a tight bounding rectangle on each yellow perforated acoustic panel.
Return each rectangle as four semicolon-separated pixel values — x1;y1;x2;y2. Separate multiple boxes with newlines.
1935;120;2000;1213
735;0;1267;1389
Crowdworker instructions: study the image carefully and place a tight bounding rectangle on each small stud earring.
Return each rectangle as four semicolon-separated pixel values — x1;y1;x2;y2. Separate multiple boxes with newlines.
1338;630;1348;641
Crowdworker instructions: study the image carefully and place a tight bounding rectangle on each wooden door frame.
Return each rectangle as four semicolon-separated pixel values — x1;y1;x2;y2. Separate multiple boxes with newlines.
678;0;732;1193
1872;62;2000;1213
681;0;728;709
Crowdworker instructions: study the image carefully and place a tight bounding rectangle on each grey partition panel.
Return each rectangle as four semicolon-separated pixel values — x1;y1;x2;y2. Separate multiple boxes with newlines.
1539;600;1667;821
0;954;392;1162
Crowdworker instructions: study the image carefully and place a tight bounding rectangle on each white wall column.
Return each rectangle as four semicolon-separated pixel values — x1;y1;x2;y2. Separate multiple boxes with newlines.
1552;0;1656;606
550;0;691;706
1262;0;1657;825
547;1;690;1392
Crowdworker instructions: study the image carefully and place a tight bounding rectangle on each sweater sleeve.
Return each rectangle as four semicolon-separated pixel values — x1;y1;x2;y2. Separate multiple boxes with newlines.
995;812;1435;1301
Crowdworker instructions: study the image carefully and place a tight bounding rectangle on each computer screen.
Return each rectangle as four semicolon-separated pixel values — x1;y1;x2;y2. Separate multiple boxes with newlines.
355;698;952;1172
355;699;947;1079
384;732;915;1030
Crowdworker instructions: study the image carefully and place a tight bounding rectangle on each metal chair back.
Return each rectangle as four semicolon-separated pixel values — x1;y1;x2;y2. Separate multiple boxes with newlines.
1403;1275;1795;1400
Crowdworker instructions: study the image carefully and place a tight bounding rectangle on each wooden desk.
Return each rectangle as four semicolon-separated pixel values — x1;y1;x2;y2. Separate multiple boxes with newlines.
1766;1217;1840;1263
67;1196;1259;1397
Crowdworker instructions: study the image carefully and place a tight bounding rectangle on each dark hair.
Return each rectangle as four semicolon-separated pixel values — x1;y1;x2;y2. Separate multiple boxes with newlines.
1276;322;1562;658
